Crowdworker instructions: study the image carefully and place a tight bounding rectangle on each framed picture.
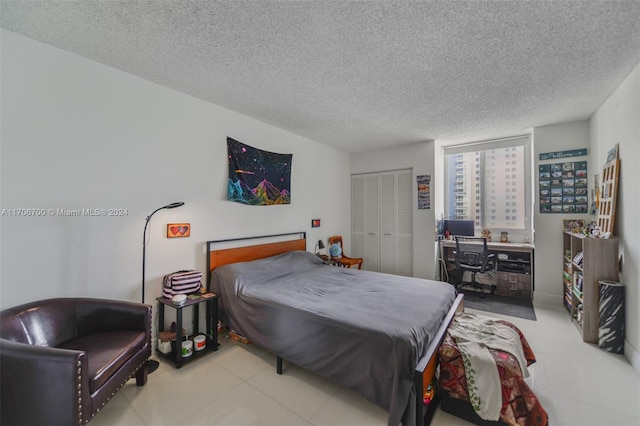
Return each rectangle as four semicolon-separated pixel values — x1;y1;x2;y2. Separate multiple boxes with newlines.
167;223;191;238
562;219;585;232
416;174;431;209
606;143;619;163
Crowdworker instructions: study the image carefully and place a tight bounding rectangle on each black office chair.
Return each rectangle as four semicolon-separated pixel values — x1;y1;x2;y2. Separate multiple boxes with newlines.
454;236;497;298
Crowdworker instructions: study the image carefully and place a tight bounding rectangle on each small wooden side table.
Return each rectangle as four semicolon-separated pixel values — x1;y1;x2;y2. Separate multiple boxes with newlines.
317;254;342;266
156;292;219;368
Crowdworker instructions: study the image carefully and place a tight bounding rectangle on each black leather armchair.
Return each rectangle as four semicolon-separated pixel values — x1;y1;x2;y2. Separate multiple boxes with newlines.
0;298;151;425
454;236;497;298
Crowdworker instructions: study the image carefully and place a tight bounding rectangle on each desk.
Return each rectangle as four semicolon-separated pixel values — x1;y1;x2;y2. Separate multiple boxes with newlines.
439;240;535;300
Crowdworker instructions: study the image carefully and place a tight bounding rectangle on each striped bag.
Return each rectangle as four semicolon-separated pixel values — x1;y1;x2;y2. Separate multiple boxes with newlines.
162;270;203;298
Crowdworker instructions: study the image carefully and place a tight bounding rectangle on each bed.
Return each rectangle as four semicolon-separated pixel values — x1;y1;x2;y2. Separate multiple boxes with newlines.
206;232;463;426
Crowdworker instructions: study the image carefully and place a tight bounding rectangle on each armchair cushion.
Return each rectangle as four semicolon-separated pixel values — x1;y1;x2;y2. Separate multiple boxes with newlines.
58;330;148;393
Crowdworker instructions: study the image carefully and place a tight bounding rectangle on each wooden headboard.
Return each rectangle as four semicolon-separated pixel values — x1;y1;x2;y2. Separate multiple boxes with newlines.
206;232;306;286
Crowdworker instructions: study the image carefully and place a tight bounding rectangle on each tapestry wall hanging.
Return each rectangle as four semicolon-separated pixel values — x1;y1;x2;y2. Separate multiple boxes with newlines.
227;137;292;205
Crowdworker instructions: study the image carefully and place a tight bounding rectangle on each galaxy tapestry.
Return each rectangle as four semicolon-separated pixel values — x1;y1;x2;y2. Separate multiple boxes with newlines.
227;137;292;206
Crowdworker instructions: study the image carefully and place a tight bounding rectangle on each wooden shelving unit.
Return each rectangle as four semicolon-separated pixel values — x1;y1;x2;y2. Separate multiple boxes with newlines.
562;232;619;343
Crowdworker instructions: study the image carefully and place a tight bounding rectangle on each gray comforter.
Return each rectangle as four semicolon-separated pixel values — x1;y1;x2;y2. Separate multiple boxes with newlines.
210;250;457;426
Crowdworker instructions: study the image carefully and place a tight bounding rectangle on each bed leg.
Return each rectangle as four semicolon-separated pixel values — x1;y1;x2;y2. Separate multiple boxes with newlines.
277;356;283;374
414;373;425;426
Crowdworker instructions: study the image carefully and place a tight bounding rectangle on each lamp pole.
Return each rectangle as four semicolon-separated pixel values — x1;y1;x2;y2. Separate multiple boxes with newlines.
142;202;184;304
141;201;184;373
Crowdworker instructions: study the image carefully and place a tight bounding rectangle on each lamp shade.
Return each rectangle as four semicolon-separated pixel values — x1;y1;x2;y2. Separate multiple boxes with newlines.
317;239;325;249
162;202;184;209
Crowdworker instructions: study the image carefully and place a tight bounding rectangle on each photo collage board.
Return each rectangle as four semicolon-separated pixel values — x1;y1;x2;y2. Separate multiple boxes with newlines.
539;161;588;213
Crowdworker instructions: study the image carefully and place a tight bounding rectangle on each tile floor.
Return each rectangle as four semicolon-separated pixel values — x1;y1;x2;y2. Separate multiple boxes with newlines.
92;303;640;425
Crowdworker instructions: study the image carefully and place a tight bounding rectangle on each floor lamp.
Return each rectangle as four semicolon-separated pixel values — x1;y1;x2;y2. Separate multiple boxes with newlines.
142;201;184;373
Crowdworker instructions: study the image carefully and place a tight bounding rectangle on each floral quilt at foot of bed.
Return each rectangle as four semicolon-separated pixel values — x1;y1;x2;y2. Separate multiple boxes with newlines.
438;316;548;426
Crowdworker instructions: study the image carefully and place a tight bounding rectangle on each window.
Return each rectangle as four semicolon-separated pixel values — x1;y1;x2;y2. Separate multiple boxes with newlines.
444;136;531;230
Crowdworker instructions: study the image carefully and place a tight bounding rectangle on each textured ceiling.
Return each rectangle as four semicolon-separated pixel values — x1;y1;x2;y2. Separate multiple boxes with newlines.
2;1;640;153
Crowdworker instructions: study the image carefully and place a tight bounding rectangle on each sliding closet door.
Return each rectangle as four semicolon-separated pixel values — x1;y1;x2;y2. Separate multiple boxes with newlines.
380;170;413;276
351;173;379;271
351;175;364;261
364;174;380;271
351;169;412;275
395;170;413;276
380;173;396;274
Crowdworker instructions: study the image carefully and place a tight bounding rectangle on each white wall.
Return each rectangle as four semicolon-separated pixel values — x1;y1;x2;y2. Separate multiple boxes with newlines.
532;120;591;306
350;141;437;280
0;30;350;316
590;61;640;372
533;60;640;373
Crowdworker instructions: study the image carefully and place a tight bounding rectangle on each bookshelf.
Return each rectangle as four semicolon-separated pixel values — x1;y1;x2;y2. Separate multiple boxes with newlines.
562;231;619;343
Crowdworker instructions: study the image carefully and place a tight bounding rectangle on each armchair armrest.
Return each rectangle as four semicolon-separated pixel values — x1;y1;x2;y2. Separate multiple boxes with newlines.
1;339;90;426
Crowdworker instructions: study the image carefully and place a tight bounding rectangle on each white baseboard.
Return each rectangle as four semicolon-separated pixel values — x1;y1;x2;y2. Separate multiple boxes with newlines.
626;339;640;376
532;292;561;307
